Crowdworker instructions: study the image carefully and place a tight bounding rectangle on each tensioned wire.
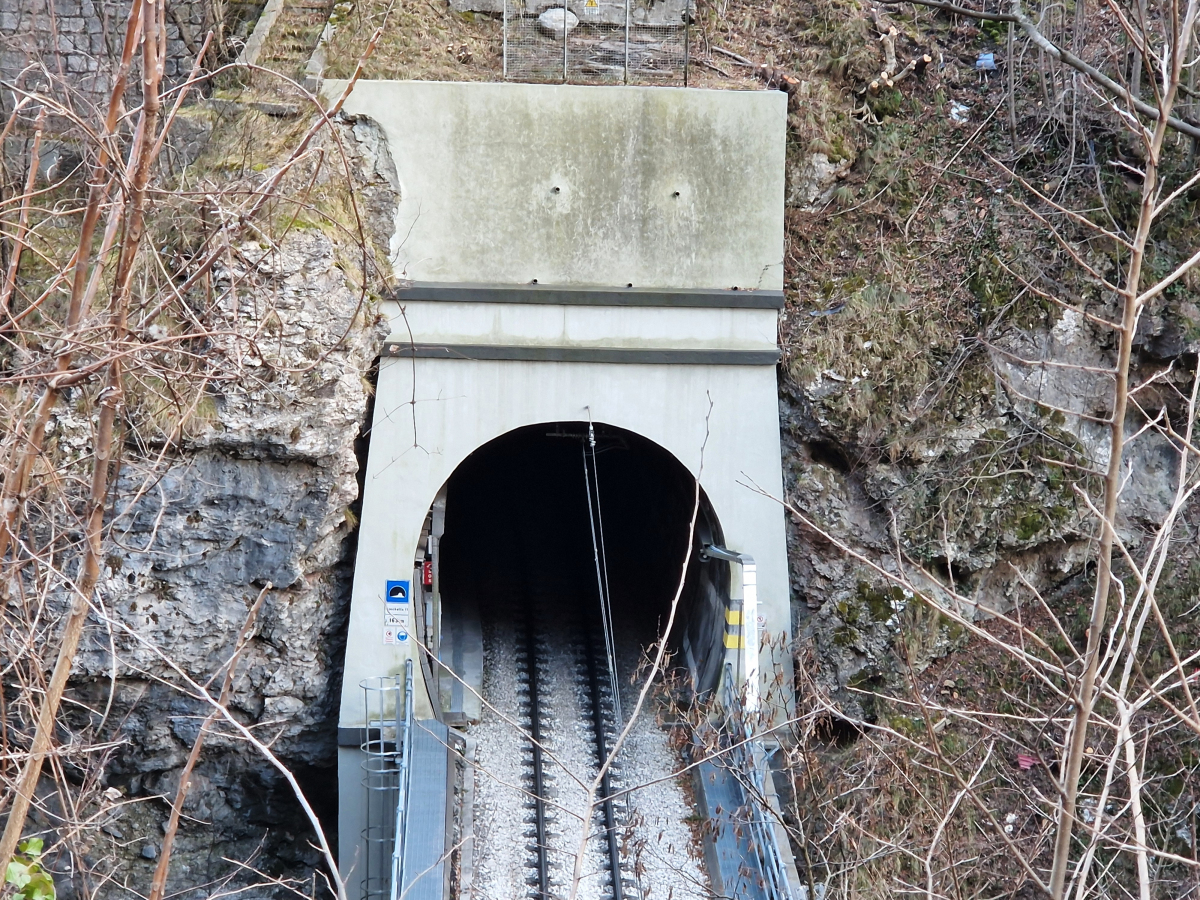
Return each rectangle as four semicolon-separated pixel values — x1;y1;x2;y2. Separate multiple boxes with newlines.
581;421;624;729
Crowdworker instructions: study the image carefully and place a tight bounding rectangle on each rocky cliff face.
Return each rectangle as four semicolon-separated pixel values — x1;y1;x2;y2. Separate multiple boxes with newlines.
780;276;1200;709
46;120;397;898
34;86;1197;899
761;0;1200;719
87;229;378;753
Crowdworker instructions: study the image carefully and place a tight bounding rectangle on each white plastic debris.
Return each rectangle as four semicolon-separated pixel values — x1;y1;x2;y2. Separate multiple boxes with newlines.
949;101;971;124
1080;798;1098;824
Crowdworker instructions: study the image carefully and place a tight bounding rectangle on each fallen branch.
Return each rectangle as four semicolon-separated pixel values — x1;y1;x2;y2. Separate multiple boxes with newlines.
881;25;899;81
711;45;756;67
707;45;800;93
695;58;734;78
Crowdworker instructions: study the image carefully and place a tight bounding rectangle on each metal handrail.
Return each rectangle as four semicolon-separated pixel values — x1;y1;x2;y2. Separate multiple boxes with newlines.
720;662;795;900
389;659;415;900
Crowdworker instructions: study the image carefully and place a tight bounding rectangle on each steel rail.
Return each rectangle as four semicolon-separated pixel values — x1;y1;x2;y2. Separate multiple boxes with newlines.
582;622;625;900
522;612;551;900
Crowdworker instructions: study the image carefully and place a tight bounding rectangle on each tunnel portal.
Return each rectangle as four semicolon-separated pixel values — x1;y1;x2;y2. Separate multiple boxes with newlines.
436;422;730;710
329;79;792;897
428;422;737;900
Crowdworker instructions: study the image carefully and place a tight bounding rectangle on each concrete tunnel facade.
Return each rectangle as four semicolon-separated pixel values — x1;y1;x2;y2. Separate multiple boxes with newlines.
321;79;791;883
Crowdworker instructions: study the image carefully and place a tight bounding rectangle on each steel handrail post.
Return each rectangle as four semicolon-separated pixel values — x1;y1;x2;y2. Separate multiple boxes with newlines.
389;659;415;900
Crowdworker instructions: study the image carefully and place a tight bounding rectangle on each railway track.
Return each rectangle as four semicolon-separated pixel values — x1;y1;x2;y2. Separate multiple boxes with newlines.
580;620;626;900
472;588;707;900
516;611;552;898
514;599;632;900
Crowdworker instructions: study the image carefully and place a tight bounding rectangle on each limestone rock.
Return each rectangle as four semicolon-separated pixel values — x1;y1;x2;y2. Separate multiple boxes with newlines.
783;287;1200;710
537;7;579;36
52;120;396;897
786;152;851;210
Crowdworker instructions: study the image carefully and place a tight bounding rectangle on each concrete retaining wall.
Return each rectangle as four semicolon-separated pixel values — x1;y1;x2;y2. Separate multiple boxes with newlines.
324;79;787;291
0;0;258;114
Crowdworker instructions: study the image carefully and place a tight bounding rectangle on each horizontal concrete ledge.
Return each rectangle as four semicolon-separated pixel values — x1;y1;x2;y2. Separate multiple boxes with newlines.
381;343;781;366
391;282;786;310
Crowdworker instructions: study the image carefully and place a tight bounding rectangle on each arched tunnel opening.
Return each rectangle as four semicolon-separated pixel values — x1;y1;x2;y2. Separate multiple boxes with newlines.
420;422;735;899
428;422;730;722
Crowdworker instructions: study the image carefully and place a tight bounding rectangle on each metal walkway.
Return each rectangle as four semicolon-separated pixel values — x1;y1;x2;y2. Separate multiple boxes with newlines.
384;659;795;900
690;664;796;900
387;663;452;900
394;721;450;900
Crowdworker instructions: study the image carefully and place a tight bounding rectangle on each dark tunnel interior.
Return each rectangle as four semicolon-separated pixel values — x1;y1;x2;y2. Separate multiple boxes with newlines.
437;422;730;693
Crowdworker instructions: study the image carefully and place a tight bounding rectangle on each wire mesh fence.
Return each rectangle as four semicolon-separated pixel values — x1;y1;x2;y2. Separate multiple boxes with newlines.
502;0;691;85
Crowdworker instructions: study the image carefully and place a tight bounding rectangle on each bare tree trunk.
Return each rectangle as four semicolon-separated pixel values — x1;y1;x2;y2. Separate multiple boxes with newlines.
0;0;164;869
1130;0;1149;99
0;110;44;316
1047;9;1192;888
1008;22;1019;143
0;0;143;567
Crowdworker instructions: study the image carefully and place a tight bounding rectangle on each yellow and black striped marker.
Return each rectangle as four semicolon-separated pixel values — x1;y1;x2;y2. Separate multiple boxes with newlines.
724;606;745;649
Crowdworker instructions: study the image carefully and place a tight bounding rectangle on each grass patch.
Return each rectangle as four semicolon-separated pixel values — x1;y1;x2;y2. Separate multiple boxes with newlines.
321;0;504;81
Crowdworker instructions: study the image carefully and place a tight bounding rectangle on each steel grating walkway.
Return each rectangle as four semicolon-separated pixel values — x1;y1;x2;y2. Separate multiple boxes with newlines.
694;755;773;900
396;720;450;900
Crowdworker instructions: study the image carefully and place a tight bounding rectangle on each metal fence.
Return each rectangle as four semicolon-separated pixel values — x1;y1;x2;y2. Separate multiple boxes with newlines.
719;662;797;900
503;0;691;84
389;660;415;900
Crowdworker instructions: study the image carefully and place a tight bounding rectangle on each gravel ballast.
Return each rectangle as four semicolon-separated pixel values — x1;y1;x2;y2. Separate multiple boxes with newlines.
469;607;709;900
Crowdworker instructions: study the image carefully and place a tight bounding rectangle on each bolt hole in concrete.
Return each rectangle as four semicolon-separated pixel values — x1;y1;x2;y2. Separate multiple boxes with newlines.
436;422;727;899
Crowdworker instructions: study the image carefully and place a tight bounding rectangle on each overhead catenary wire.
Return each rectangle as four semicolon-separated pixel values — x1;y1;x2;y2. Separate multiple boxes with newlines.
580;418;634;900
582;420;624;728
